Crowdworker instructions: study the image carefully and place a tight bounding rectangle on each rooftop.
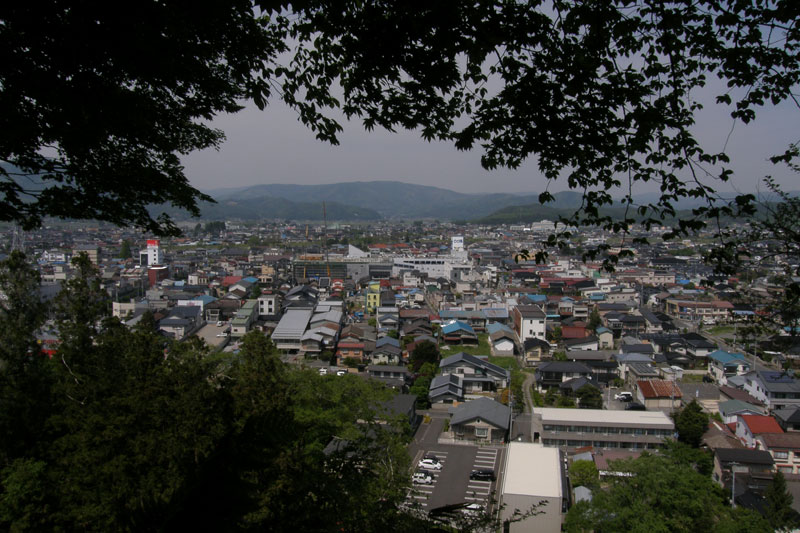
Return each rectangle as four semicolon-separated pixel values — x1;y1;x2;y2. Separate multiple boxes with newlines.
502;443;562;498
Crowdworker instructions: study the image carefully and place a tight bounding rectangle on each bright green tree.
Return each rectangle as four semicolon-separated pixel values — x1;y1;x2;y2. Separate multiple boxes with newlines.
576;385;603;409
569;460;599;490
764;471;799;532
674;400;709;448
564;442;770;533
587;308;602;331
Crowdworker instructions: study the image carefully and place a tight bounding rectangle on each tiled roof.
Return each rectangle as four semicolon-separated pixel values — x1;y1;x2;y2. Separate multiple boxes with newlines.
740;415;783;435
759;432;800;449
638;380;682;399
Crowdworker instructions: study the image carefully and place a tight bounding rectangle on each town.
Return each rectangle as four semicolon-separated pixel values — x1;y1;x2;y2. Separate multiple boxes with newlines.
4;215;798;532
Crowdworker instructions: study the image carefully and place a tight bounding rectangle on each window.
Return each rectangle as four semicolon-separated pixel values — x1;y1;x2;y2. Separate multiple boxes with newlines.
775;451;789;460
475;427;488;438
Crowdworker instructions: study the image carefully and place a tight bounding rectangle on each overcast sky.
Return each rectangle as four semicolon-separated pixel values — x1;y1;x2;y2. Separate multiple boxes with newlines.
182;88;798;198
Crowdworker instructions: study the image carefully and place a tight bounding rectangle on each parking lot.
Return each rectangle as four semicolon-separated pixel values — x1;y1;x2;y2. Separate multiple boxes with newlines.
407;416;505;514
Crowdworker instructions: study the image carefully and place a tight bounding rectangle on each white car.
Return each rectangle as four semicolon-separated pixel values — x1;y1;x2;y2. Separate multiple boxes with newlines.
412;472;433;484
336;370;347;376
462;503;483;516
418;458;442;471
216;320;223;326
615;392;633;401
319;368;328;376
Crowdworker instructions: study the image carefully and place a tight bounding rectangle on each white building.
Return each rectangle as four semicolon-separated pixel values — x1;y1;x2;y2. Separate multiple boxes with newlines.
139;239;164;266
499;443;565;533
512;305;547;343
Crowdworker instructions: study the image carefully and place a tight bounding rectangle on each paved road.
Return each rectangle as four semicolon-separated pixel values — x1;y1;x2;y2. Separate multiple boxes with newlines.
521;372;535;414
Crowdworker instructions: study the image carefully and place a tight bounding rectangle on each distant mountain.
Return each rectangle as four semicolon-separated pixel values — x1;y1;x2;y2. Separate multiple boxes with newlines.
154;195;382;222
202;181;586;220
175;180;800;222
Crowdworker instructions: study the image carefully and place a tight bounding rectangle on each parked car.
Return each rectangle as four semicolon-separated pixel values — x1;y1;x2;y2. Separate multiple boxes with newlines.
216;320;223;326
614;392;633;402
462;503;483;516
319;368;328;376
423;453;440;462
625;402;647;411
418;458;443;470
336;369;347;376
412;471;433;484
469;469;496;481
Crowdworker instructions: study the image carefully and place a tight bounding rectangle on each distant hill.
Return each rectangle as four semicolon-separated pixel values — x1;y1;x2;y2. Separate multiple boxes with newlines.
153;195;382;222
161;180;799;222
202;181;586;220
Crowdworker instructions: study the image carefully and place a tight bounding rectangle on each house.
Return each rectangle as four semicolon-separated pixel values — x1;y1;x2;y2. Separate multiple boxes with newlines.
707;350;751;385
230;299;258;337
755;432;800;474
718;400;765;424
371;337;402;365
158;304;204;339
535;361;593;390
742;371;800;411
512;304;547;343
367;365;411;390
522;338;552;367
712;448;774;488
429;373;464;406
596;327;614;349
449;397;511;444
735;414;783;448
564;335;599;352
440;320;478;345
271;309;313;352
773;407;800;432
439;352;511;390
636;379;682;410
487;321;517;356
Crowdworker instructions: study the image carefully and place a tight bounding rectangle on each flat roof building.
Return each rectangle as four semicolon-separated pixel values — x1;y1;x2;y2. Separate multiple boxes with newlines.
499;443;565;533
538;408;674;451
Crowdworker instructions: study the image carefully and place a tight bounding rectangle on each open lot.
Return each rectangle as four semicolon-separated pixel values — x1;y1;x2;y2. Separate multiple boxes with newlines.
407;413;504;514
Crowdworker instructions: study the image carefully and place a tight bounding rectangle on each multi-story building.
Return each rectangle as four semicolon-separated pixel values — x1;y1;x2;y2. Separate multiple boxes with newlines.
538;408;675;451
756;432;800;474
743;371;800;411
139;239;163;266
512;304;547;343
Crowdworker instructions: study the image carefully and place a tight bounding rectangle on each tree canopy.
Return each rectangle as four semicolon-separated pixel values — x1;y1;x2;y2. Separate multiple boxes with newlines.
564;442;770;533
2;1;799;241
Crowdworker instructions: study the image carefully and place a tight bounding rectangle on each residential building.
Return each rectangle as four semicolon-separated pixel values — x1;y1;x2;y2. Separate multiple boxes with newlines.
512;305;547;343
230;300;258;337
635;379;682;410
535;361;593;390
742;371;800;411
499;443;566;533
449;397;511;444
271;309;313;352
755;432;800;474
707;350;751;385
538;408;675;450
735;414;783;448
439;352;511;390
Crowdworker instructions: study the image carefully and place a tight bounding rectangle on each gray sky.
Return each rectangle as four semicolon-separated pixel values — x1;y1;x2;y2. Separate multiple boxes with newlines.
182;91;798;197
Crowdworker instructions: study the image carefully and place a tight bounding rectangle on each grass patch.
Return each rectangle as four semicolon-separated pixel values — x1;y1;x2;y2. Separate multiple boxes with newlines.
680;373;706;383
488;356;520;370
447;333;491;356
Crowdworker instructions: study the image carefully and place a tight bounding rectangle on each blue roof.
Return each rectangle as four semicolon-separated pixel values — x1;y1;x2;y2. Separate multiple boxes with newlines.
486;322;514;335
192;294;217;304
590;293;605;300
242;276;259;283
441;320;475;335
525;294;548;303
708;350;749;365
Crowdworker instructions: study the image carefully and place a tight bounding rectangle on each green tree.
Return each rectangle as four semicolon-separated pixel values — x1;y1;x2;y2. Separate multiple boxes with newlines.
387;329;399;339
564;442;770;533
409;340;439;372
764;471;799;532
674;400;709;448
119;239;132;259
576;385;602;409
587;308;602;331
549;326;562;343
0;252;52;464
569;460;599;490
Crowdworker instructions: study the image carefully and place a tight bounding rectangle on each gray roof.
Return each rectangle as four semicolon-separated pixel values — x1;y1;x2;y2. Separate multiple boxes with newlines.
440;352;510;380
751;371;800;394
271;309;313;340
719;399;763;417
715;448;774;466
537;361;593;374
429;374;463;400
450;397;511;430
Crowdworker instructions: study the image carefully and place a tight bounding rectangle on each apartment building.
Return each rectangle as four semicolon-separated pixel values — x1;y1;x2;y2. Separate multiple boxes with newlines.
538;408;675;450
